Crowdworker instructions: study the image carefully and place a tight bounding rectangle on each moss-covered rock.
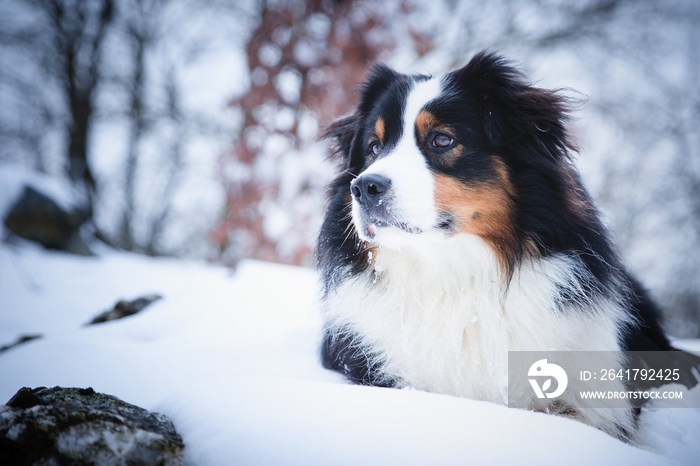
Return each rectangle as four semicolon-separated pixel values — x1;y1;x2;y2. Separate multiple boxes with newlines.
0;386;184;465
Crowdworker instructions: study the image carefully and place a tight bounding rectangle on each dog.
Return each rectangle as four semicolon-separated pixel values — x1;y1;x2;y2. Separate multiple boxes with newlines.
317;51;700;439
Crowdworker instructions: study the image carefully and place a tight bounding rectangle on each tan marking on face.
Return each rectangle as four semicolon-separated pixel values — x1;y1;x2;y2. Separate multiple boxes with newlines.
375;118;385;145
416;110;437;136
416;110;463;166
434;157;518;276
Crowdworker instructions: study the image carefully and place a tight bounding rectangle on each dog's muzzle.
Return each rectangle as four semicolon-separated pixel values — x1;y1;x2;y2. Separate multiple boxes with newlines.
350;174;422;240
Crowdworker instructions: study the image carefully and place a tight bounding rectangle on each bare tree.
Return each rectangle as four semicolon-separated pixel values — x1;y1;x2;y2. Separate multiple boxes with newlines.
102;0;243;256
1;0;242;257
118;0;156;251
48;0;115;215
1;0;116;218
143;67;186;256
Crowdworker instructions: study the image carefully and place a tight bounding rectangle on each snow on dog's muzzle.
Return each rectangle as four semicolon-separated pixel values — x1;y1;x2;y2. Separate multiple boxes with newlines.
350;174;422;242
351;173;391;211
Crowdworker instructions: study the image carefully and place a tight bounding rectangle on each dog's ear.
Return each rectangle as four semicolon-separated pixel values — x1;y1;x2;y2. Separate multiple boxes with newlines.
357;63;400;115
323;114;358;162
449;51;577;160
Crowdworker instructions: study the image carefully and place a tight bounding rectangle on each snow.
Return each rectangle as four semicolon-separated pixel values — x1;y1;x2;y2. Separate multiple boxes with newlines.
1;242;699;465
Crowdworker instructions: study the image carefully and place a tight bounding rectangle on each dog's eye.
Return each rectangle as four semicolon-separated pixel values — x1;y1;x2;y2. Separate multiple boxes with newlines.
369;142;381;156
431;133;454;148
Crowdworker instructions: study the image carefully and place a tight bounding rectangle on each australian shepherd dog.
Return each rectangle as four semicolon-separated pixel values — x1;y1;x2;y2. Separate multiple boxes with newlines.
316;51;699;439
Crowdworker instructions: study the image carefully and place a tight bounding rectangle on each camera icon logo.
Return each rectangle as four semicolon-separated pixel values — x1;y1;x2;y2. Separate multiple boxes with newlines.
528;359;568;399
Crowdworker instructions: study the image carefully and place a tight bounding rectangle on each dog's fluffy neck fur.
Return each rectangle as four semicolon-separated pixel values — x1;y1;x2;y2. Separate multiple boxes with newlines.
323;233;634;437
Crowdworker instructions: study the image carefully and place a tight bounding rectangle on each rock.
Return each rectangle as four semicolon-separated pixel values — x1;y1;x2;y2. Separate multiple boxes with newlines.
0;386;185;465
3;185;91;255
87;294;163;325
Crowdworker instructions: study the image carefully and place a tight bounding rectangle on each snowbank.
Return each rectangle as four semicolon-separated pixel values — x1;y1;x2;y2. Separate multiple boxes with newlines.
1;243;698;465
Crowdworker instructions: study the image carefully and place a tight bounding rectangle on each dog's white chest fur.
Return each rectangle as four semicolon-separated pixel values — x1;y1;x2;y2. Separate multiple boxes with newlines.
323;234;628;405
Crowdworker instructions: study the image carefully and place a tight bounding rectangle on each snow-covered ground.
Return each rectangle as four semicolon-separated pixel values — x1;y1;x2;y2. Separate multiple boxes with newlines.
1;242;699;465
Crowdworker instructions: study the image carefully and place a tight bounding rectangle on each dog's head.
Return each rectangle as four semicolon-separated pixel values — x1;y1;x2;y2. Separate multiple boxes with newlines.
324;52;598;277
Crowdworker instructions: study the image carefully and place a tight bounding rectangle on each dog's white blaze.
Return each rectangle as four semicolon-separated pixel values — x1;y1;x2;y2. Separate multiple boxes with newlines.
323;236;634;437
354;77;443;247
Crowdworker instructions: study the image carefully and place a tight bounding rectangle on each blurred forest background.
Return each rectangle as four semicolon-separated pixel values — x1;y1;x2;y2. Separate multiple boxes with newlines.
1;0;699;336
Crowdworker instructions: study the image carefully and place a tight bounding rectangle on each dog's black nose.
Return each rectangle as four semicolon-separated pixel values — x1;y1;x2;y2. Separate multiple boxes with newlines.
351;174;391;202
